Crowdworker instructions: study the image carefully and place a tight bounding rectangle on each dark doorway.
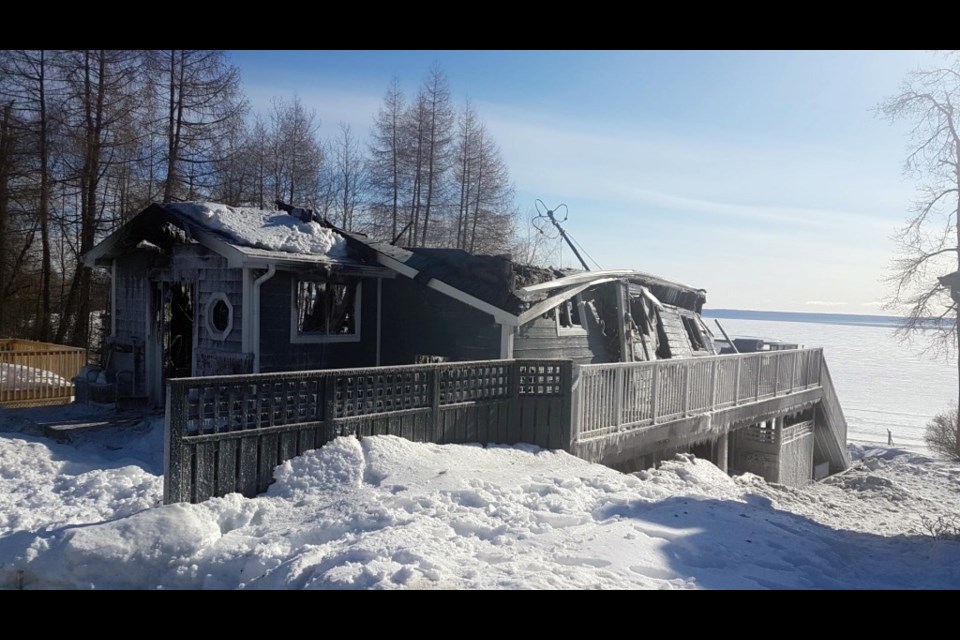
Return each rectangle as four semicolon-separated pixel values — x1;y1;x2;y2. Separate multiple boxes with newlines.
162;282;194;380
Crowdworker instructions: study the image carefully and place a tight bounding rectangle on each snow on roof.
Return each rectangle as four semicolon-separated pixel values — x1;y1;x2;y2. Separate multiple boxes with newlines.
167;202;348;259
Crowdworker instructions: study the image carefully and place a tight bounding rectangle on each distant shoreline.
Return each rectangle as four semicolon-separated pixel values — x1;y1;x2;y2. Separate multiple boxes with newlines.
702;309;951;330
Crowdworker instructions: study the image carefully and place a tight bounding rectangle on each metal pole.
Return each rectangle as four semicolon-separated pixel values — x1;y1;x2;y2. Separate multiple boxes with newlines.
714;319;739;353
547;209;590;271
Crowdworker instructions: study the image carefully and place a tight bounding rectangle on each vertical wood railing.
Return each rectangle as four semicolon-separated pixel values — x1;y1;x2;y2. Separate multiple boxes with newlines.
574;348;823;441
164;359;572;504
0;340;87;408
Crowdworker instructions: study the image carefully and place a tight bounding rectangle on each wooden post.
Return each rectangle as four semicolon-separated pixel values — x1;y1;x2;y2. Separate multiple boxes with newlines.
715;431;729;473
615;280;631;363
651;361;660;425
508;360;522;443
789;351;796;394
163;380;186;504
683;361;692;417
734;357;741;406
323;374;337;441
710;357;718;408
817;348;823;386
430;366;442;442
774;352;781;396
614;365;624;430
559;360;574;451
755;354;762;401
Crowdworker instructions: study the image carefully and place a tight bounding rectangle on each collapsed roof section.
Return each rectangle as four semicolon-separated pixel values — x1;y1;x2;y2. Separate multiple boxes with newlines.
337;227;707;325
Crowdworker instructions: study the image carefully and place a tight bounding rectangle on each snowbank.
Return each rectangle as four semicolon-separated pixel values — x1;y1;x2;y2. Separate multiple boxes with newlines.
0;363;67;392
168;202;348;258
2;423;959;590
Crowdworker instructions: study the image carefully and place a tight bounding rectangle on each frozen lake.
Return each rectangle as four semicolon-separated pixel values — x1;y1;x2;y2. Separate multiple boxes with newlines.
713;316;956;450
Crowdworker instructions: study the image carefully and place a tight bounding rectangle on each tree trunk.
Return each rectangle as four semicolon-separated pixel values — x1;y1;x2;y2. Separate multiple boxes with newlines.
422;101;437;247
391;107;398;240
163;50;185;202
409;116;423;247
469;129;485;253
74;51;105;347
0;102;11;334
36;50;52;342
956;141;960;455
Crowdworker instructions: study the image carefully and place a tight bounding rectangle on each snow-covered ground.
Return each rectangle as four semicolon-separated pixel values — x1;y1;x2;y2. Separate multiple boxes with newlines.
1;407;959;590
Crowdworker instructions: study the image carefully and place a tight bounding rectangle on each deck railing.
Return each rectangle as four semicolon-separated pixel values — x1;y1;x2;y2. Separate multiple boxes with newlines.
0;339;87;408
164;349;836;505
574;348;823;442
164;359;573;504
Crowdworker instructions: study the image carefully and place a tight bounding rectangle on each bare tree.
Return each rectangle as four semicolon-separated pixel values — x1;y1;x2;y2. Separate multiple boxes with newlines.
268;96;323;208
405;90;427;246
0;50;58;340
454;100;478;250
150;50;244;202
211;112;256;206
0;100;16;334
466;123;514;254
925;406;960;459
368;78;406;240
880;51;960;447
55;50;143;346
248;115;269;208
331;122;365;231
418;65;453;246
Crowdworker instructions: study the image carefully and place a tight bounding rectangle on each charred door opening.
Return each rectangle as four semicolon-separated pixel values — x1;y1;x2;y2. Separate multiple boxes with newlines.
162;282;194;380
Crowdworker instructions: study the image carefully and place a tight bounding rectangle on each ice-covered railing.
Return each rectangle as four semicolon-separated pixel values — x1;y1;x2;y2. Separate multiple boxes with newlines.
164;359;574;504
574;349;824;441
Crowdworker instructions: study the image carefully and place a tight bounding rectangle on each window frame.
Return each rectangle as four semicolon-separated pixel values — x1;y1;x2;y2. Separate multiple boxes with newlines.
290;277;362;344
555;294;588;336
203;291;234;341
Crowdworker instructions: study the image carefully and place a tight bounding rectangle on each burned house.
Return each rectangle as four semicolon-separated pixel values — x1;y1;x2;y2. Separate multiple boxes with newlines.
84;202;717;407
86;202;850;499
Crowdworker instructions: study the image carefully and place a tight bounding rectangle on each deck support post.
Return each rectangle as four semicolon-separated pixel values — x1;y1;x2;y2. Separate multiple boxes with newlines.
715;431;729;473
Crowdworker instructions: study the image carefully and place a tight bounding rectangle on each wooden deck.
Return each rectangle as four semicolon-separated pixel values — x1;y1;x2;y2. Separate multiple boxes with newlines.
162;349;850;504
569;349;848;472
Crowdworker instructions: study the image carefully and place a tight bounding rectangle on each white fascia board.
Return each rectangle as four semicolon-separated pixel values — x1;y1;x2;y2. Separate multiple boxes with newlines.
516;278;619;326
515;270;641;300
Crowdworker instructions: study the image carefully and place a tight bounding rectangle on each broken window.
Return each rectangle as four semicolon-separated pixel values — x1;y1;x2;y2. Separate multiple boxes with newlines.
558;299;581;328
681;314;708;351
295;279;359;337
556;296;587;335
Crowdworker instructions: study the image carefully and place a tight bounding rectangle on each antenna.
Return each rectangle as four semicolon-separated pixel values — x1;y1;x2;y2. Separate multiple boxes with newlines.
533;200;590;271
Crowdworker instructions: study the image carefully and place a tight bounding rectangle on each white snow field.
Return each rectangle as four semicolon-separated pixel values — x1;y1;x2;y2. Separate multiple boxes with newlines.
1;409;959;590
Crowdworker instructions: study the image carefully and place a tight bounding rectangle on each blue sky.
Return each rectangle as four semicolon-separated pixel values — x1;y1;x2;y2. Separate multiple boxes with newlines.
231;50;939;313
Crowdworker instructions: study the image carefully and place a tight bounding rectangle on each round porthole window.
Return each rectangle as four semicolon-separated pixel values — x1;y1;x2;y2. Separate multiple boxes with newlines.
205;292;233;341
212;300;230;332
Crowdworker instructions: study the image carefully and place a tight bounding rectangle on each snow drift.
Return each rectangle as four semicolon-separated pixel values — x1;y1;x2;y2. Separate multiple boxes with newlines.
1;418;959;590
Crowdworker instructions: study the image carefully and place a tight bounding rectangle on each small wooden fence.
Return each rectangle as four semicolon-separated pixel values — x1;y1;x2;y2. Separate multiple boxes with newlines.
0;339;87;408
164;359;573;504
573;348;823;443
